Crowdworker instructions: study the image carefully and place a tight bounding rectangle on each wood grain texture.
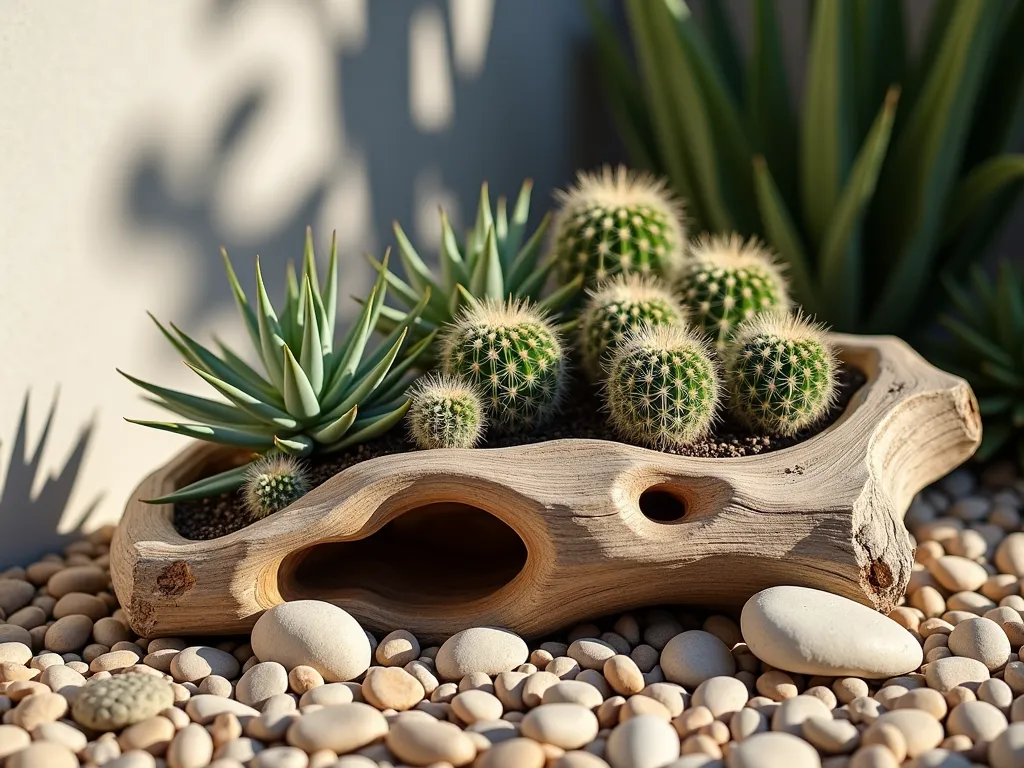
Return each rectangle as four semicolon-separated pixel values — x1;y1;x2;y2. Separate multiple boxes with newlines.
111;334;981;641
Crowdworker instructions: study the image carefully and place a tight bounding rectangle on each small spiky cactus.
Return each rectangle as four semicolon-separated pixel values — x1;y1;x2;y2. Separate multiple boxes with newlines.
407;375;486;449
674;234;789;348
725;313;839;437
441;299;567;432
579;274;686;380
551;165;686;288
242;454;311;521
605;324;721;449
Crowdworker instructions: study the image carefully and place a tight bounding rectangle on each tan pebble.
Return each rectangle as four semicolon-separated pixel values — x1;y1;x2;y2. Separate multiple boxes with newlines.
83;643;111;663
691;675;748;718
330;757;377;768
660;631;735;689
6;741;77;768
978;677;1014;713
948;617;1011;671
943;686;976;709
0;663;38;683
12;692;66;730
0;643;32;666
730;707;767;741
147;638;187;653
32;720;87;752
989;721;1024;768
474;736;545;768
702;615;742;649
43;615;92;654
946;699;1008;742
576;669;612;700
894;687;948;719
802;716;860;754
376;630;420;667
1004;661;1024;695
214;737;263;764
0;581;36;615
848;744;899;768
619;695;670;722
543;680;603;710
159;706;190;730
170;647;239;683
6;681;48;702
47;566;107;598
52;593;108;621
361;666;424;711
184;695;259;725
995;532;1024;577
118;716;176;755
924;656;990;691
865;710;943;757
434;628;528;681
81;732;121;764
771;694;832;735
847;697;883;725
911;587;948;618
547;657;581;680
430;682;458;703
727;731;821;767
197;675;233;698
93;617;133;647
602;656;643;697
91;649;142;673
235;661;288;708
28;653;63;672
567;639;616;671
493;671;527;712
261;693;297;716
639;683;685;718
0;723;30;758
451;689;502;723
757;671;798;701
285;702;387;753
597;696;625;729
926;647;952;662
673;706;714;737
24;563;63;587
888;607;921;632
250;745;307;768
861;721;908;762
805;685;838;710
606;714;681;766
643;665;665;686
166;722;213;768
143;649;179;674
245;710;296;743
982;576;1021;603
929;556;988;592
38;665;85;698
946;591;996;615
521;703;599;749
522;671;560;708
7;607;47;631
405;660;439;696
299;682;353;708
287;665;323;695
459;671;494;694
385;716;475;766
873;685;909;709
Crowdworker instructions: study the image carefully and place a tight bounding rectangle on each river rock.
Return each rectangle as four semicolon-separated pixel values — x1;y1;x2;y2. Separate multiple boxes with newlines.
606;715;680;768
251;601;371;683
947;617;1011;671
385;716;477;766
923;656;990;691
740;586;923;678
285;703;387;753
521;703;599;749
726;731;821;767
72;673;175;731
989;722;1024;768
660;631;735;688
435;627;528;680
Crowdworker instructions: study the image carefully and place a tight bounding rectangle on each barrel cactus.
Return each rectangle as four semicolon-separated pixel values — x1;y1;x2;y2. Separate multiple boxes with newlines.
440;299;567;432
605;324;720;449
407;374;486;450
242;453;311;521
674;234;789;348
550;165;685;288
578;274;686;380
725;313;838;436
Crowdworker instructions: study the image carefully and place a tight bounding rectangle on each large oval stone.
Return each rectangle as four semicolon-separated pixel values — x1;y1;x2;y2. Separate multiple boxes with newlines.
740;586;922;678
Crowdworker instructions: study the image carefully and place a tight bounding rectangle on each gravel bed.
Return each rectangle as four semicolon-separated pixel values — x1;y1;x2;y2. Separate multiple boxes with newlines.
176;367;866;540
0;460;1022;766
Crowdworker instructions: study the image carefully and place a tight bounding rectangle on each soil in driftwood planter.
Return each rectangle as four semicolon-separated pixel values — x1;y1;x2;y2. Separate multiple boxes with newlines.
175;367;866;541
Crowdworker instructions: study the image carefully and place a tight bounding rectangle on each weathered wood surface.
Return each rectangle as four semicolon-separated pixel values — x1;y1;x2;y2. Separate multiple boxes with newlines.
111;334;981;641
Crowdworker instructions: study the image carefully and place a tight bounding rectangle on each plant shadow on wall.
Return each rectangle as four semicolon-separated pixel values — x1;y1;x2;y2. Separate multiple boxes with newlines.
0;392;103;565
118;0;599;329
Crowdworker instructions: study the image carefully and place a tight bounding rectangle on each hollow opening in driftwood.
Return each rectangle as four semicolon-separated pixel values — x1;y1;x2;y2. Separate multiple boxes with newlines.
276;502;528;604
639;485;689;522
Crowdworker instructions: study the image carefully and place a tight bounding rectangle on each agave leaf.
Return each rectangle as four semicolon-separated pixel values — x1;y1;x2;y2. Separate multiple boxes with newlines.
365;253;425;311
506;212;552;291
273;433;315;457
322;231;339;346
819;87;899;330
801;0;855;250
143;463;252;505
302;226;321;298
624;0;702;226
703;0;744;104
125;418;275;448
213;338;277;397
495;196;508;246
184;363;298;429
940;155;1024;245
311;404;359;445
392;222;444;300
752;157;816;314
976;421;1013;462
868;2;1002;332
331;261;390;390
469;227;504;302
505;180;533;263
515;256;559;300
357;289;432;378
298;278;324;395
538;273;585;315
117;369;262;428
282;345;321;421
366;333;436;405
148;313;203;370
584;0;660;171
939;178;1024;289
902;0;956;114
941;273;987;329
853;0;906;138
440;210;470;289
330;330;407;416
220;248;261;352
749;0;798;212
280;261;302;353
170;322;280;404
995;261;1024;352
941;316;1016;370
324;400;411;453
255;259;286;389
372;303;434;338
468;183;495;263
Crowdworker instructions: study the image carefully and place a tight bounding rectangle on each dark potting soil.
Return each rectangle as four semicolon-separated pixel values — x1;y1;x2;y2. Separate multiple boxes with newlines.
175;366;866;540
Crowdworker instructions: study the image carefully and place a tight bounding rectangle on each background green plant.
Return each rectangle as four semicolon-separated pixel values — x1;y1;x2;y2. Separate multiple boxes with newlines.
587;0;1024;337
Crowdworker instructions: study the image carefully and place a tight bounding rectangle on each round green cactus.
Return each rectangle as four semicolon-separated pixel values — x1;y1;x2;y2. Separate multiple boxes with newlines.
407;374;486;449
551;165;685;288
725;313;838;436
578;274;686;380
242;453;311;521
674;234;789;348
605;324;721;449
441;299;566;433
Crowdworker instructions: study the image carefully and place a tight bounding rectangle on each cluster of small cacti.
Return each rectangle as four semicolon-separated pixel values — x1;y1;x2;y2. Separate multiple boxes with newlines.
127;165;843;518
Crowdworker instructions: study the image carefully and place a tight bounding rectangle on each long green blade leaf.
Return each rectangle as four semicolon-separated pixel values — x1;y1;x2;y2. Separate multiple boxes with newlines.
323;400;411;453
703;0;744;104
255;258;286;388
311;404;359;445
282;345;321;420
220;248;261;352
144;464;251;504
125;419;275;449
185;363;297;428
940;154;1024;245
117;369;261;428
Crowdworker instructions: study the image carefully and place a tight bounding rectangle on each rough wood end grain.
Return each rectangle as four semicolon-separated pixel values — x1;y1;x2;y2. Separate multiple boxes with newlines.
110;334;981;641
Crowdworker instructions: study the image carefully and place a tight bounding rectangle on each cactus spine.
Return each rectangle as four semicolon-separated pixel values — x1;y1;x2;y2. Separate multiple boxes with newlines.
725;313;838;436
441;299;567;432
674;234;789;348
407;374;486;449
605;324;720;449
579;274;686;380
242;453;311;521
551;165;686;288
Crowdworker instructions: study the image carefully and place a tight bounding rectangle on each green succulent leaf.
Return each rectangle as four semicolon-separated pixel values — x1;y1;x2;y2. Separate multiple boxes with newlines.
324;399;411;453
143;463;252;505
298;277;325;395
126;419;275;449
310;404;359;445
282;345;321;421
255;258;287;389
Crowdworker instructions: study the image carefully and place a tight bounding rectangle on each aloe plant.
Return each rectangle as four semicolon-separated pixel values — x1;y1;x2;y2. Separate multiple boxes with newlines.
587;0;1024;336
121;229;431;503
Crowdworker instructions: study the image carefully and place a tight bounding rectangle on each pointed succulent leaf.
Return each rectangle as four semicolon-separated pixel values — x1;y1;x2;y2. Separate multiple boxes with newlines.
941;316;1016;370
213;337;278;400
274;433;315;456
255;258;286;389
703;0;744;104
322;230;339;344
330;330;407;417
495;196;509;247
853;0;907;138
505;179;534;264
323;399;411;453
440;210;470;288
365;332;436;405
117;369;262;429
310;404;359;445
940;155;1024;246
356;287;432;378
170;322;280;404
281;260;301;352
143;463;251;504
537;274;585;315
392;221;444;299
468;182;494;262
220;248;262;353
299;277;324;395
469;226;504;302
506;212;552;290
302;226;321;298
125;419;275;448
365;253;425;310
184;363;298;429
282;345;321;421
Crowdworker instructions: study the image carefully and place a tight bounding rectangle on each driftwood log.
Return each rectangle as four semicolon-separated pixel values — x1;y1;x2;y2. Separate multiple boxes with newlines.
111;334;981;641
